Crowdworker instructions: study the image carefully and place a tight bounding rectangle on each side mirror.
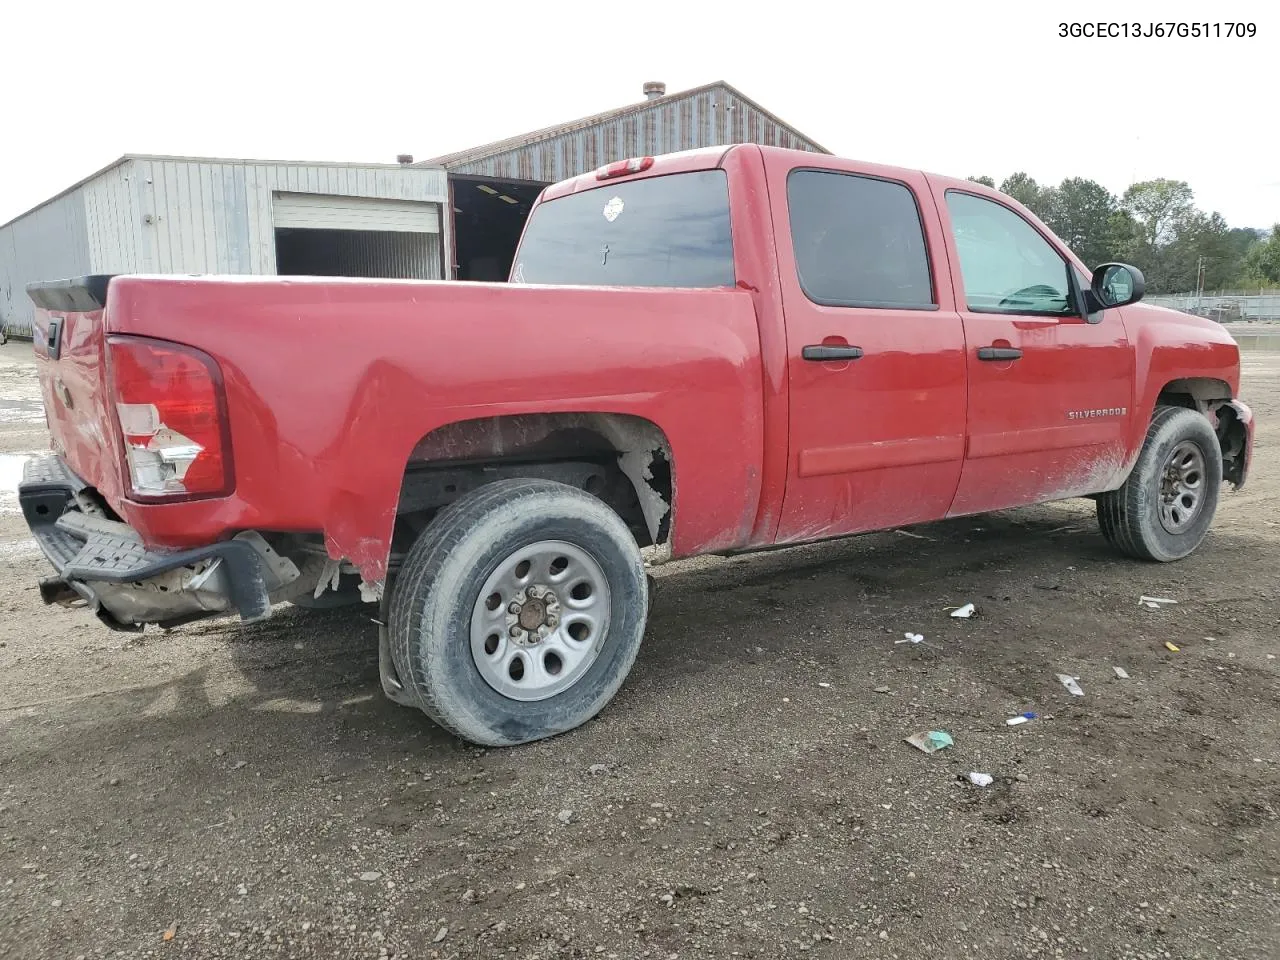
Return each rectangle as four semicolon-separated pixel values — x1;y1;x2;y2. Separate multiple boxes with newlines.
1087;262;1145;311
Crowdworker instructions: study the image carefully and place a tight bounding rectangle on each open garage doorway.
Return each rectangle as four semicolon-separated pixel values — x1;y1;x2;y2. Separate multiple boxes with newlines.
272;192;444;280
450;176;546;281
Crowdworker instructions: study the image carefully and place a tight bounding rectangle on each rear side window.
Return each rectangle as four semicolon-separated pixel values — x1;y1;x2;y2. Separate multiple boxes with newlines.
512;170;734;288
788;170;935;309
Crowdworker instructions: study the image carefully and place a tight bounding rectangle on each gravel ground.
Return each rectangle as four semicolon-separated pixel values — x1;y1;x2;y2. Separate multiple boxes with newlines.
1;339;1277;959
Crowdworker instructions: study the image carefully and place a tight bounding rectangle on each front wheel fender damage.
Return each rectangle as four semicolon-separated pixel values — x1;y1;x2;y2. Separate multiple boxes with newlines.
1212;399;1251;490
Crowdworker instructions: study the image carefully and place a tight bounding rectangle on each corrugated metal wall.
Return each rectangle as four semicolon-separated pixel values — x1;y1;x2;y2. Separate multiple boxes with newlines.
328;231;442;279
84;158;448;276
444;88;826;183
277;229;443;279
0;158;449;337
0;192;93;338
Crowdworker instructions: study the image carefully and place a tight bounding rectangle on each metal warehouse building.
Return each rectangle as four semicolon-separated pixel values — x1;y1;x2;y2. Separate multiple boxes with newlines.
0;157;449;338
0;81;825;338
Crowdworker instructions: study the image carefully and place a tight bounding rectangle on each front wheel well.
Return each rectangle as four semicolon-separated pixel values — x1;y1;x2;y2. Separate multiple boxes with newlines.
1153;381;1245;488
1156;377;1233;411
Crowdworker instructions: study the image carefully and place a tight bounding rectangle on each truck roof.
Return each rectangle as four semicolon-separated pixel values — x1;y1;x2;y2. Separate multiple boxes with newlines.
538;143;980;204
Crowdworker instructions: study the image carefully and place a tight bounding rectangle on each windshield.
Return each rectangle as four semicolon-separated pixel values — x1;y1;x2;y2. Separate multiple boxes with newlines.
510;170;735;288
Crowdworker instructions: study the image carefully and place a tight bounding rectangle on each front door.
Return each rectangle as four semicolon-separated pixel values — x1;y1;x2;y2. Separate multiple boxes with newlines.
932;185;1134;515
768;159;968;544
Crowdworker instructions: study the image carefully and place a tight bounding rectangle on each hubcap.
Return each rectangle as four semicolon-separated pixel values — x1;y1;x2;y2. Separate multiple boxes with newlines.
470;541;611;702
1158;440;1206;534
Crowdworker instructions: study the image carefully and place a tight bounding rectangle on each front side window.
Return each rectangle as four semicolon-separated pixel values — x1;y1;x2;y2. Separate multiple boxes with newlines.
511;170;734;288
945;191;1075;316
787;170;935;309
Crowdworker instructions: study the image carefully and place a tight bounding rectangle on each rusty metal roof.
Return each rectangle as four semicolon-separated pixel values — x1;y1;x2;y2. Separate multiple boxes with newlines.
421;81;830;171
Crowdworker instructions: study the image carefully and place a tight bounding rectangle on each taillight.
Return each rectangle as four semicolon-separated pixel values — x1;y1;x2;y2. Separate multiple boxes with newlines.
107;336;232;499
595;156;654;180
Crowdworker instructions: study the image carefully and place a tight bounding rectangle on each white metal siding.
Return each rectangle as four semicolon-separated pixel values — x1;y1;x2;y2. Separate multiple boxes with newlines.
272;193;441;232
0;191;92;337
0;158;450;333
83;158;448;277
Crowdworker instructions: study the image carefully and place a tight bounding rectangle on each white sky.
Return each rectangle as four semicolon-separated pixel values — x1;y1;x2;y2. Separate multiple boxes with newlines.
2;0;1277;229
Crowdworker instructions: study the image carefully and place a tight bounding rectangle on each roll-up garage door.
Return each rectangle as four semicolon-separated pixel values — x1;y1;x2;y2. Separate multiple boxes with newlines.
272;193;441;233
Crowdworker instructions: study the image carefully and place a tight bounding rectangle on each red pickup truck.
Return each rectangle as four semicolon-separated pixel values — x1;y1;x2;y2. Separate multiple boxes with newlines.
21;145;1253;746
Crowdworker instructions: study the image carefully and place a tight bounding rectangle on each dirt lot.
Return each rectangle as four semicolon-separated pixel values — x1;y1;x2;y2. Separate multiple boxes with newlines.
1;339;1277;960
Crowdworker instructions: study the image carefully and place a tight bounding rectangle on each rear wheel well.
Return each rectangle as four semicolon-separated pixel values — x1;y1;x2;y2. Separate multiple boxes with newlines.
390;414;674;574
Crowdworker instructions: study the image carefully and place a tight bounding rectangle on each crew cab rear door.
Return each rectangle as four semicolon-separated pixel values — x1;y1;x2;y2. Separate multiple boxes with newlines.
927;181;1133;514
765;155;968;544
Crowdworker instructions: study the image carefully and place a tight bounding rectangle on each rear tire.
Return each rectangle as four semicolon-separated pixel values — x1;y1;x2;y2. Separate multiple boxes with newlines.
388;478;648;746
1097;406;1222;561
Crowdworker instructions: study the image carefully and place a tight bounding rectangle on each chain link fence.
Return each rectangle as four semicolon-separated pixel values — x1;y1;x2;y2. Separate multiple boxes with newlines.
1145;291;1280;322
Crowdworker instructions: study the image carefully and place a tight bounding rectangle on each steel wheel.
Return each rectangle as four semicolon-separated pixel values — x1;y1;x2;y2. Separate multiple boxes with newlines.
1158;440;1206;533
470;540;611;702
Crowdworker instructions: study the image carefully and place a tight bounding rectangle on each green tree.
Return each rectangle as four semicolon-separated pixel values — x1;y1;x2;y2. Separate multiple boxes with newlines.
1042;177;1120;267
999;173;1052;219
1163;211;1236;292
967;175;996;188
1121;179;1196;247
1241;225;1280;285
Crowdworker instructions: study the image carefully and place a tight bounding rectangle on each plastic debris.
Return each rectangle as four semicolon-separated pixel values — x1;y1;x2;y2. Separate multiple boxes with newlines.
163;924;177;942
1006;712;1037;726
966;772;994;787
906;730;954;754
950;603;977;619
1140;595;1177;610
894;528;935;541
1113;666;1130;679
1056;674;1084;696
897;632;925;644
1164;641;1180;652
873;685;892;694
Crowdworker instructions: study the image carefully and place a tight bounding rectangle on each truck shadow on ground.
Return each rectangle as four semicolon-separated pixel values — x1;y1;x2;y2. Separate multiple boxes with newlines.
5;503;1270;780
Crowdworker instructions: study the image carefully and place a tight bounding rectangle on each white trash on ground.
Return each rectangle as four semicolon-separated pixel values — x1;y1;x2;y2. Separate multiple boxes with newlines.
1056;674;1085;696
950;603;977;619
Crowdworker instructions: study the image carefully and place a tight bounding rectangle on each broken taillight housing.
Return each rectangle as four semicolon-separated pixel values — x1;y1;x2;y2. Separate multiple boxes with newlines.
107;336;233;499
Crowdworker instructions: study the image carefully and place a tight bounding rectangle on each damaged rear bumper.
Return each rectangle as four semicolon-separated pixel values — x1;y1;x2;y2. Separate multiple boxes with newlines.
17;455;293;632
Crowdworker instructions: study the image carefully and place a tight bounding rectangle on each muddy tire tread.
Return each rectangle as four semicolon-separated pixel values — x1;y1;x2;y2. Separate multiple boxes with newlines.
389;478;647;746
1097;405;1221;562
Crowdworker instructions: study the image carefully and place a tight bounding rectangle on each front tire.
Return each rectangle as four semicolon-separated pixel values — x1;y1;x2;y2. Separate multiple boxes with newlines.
1097;406;1223;561
388;478;648;746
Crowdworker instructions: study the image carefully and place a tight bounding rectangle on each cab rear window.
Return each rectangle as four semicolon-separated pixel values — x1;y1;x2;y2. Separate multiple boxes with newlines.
511;170;734;288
